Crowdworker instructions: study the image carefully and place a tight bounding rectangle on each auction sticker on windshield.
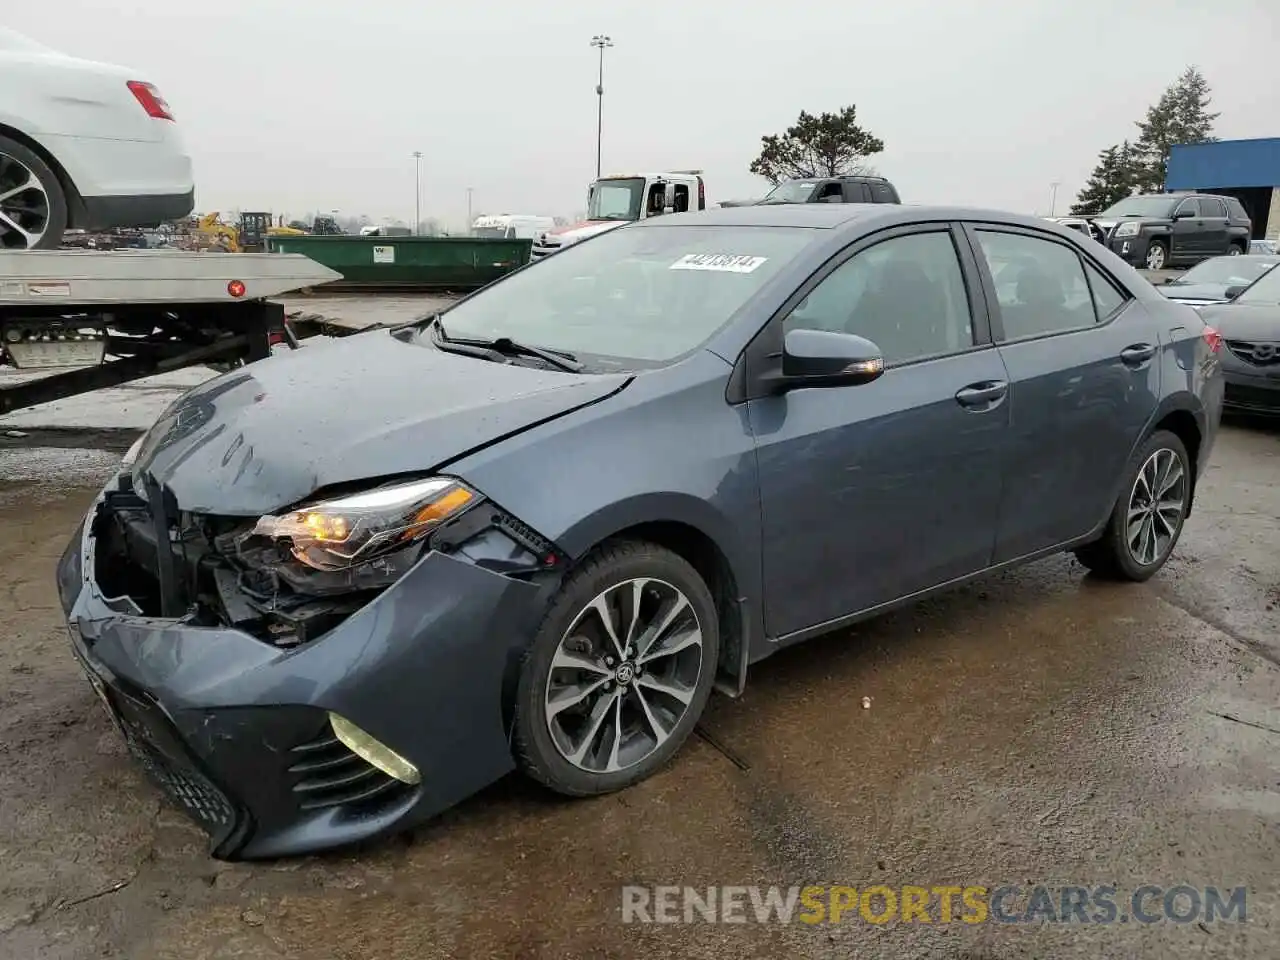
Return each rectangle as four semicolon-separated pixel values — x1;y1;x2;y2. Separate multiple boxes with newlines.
670;254;768;273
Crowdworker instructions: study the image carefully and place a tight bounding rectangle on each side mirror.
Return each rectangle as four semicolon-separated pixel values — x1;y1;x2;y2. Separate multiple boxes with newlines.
770;328;884;391
1173;208;1195;220
1224;284;1248;300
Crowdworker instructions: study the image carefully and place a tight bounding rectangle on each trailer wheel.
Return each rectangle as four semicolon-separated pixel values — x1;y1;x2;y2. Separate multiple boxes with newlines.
0;134;68;250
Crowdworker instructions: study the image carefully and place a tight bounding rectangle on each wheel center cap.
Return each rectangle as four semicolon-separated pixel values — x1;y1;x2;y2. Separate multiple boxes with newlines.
614;662;636;686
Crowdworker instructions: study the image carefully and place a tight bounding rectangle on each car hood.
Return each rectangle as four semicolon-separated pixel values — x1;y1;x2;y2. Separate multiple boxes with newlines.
1092;216;1167;232
130;331;629;516
1198;301;1280;340
1159;281;1231;302
548;219;628;241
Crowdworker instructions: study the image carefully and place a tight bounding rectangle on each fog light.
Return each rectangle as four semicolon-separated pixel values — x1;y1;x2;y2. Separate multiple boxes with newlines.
328;712;421;785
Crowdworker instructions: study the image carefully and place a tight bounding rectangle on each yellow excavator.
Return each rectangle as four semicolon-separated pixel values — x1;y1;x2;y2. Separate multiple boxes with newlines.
191;212;307;252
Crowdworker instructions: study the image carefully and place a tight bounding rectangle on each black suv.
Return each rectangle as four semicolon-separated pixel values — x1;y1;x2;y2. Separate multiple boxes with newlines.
1091;193;1252;271
757;175;901;205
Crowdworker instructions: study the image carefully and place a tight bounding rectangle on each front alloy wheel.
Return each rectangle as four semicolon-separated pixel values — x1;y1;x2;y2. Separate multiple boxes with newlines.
545;577;703;774
1145;242;1167;271
513;541;719;796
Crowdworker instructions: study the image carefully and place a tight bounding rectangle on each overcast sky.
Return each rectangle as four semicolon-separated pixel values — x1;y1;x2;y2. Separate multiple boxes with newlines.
10;0;1279;227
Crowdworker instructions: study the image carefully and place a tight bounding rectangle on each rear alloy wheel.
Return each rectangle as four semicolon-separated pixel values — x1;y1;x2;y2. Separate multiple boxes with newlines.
1228;244;1244;256
0;135;68;250
513;541;719;797
1144;241;1168;271
1074;429;1191;581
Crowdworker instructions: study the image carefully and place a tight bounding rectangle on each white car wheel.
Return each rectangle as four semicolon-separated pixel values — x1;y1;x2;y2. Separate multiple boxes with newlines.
0;135;69;250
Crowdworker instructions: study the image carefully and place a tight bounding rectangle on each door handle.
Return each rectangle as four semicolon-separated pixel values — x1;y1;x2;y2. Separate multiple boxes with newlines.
954;380;1008;408
1120;343;1156;366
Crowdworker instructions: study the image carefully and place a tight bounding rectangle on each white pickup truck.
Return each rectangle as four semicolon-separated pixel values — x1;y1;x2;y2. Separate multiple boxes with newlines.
531;170;707;260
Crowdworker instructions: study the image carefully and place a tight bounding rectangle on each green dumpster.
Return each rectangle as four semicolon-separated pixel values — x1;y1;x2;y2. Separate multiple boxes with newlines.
265;235;532;289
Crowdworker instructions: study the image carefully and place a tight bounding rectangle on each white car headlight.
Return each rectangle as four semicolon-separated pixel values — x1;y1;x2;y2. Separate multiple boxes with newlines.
252;477;480;571
1113;221;1140;238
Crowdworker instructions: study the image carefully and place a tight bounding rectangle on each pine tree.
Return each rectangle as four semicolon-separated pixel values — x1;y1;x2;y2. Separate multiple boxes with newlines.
1070;142;1137;216
1132;66;1219;193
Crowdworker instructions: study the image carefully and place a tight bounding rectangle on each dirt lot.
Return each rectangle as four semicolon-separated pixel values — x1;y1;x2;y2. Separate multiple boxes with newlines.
1;419;1278;960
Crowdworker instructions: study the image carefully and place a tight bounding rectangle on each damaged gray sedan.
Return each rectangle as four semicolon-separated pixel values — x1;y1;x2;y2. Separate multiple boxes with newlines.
58;203;1222;859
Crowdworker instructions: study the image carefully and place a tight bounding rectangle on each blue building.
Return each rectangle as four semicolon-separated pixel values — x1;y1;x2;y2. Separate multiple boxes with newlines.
1166;137;1280;241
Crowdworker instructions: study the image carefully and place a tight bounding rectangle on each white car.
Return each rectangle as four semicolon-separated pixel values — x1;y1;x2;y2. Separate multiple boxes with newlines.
0;27;193;249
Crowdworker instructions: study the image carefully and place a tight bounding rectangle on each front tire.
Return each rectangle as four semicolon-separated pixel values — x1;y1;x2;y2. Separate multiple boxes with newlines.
1144;240;1168;271
1074;430;1191;581
512;541;719;797
0;134;68;250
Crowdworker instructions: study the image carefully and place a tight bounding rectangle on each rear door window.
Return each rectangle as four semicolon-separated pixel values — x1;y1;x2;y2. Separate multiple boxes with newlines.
1200;197;1226;218
841;182;870;202
870;182;897;203
974;230;1098;340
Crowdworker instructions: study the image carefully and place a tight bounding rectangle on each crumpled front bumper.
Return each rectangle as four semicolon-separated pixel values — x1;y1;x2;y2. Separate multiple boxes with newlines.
57;482;545;860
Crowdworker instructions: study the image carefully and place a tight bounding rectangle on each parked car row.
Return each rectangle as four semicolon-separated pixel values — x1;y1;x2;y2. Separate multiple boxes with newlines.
1057;193;1254;271
1169;255;1280;416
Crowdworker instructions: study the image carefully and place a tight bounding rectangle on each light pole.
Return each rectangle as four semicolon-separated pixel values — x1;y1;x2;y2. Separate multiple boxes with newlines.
1049;180;1061;217
466;187;473;229
412;151;423;235
590;35;613;179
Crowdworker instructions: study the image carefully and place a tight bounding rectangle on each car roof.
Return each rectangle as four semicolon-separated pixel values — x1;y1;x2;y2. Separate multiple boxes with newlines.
636;203;1059;233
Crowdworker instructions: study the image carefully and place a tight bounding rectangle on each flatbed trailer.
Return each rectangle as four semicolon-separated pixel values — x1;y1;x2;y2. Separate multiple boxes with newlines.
0;250;341;415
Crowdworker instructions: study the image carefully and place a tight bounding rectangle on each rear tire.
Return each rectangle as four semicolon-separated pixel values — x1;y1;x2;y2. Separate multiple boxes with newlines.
1074;430;1191;581
1228;242;1245;256
0;134;68;250
1144;240;1168;271
512;540;719;798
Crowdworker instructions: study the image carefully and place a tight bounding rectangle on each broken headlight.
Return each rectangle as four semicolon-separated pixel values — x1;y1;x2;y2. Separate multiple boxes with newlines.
252;477;480;571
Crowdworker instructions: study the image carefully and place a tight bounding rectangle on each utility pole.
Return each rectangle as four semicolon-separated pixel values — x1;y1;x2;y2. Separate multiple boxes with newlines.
590;35;613;179
412;151;423;235
1049;180;1061;218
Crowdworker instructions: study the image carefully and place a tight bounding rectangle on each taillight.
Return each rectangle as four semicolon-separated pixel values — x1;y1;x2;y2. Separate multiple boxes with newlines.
697;177;706;210
1202;325;1222;353
127;81;174;121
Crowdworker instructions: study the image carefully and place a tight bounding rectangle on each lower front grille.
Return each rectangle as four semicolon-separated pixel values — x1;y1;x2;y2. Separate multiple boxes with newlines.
109;685;240;840
287;730;412;812
1225;383;1280;410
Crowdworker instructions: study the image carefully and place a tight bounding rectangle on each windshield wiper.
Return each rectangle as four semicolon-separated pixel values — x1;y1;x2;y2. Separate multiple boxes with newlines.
430;318;582;372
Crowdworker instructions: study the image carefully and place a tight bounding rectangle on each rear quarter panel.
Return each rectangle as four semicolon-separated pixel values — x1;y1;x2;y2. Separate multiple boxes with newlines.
0;52;160;142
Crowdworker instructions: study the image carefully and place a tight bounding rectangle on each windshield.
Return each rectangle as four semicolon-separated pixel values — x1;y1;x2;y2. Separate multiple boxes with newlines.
761;181;819;204
1174;257;1278;287
587;179;645;221
435;224;816;369
1100;197;1179;218
1235;261;1280;304
472;227;510;239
